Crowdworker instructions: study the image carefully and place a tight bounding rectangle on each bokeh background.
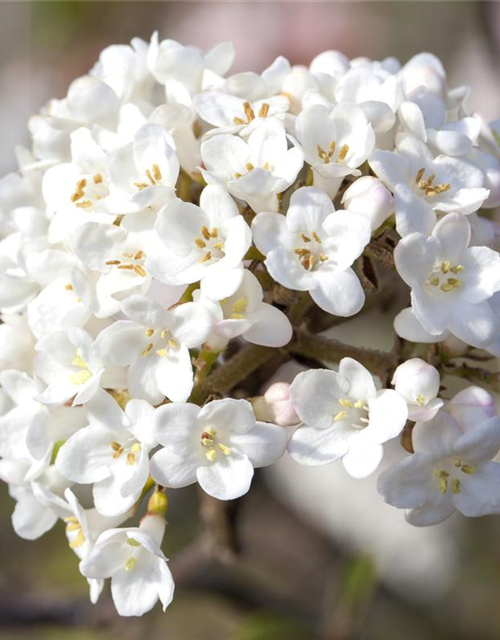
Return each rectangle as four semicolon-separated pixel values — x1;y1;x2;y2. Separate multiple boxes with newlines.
0;2;500;639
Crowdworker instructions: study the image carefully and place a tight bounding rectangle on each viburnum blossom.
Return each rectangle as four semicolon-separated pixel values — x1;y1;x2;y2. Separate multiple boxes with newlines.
0;34;499;618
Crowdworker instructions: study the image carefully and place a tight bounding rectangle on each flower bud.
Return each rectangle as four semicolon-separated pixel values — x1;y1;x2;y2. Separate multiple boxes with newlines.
147;489;168;518
392;358;443;422
447;386;497;428
342;176;394;230
264;382;300;426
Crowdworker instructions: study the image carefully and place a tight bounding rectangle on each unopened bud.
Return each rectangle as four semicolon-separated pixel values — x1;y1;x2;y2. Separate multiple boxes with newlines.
264;382;300;426
342;176;394;230
147;489;168;518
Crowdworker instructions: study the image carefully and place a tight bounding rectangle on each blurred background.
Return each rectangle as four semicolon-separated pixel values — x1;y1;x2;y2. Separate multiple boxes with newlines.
1;2;500;639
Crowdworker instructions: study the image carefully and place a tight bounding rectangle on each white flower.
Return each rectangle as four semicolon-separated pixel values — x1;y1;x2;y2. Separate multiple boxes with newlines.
148;33;235;95
370;135;489;236
42;128;111;243
394;212;500;348
94;295;214;404
56;390;156;516
398;87;481;157
392;358;444;422
197;269;293;349
146;185;251;300
288;359;408;478
252;186;371;316
295;103;375;198
200;118;304;213
0;370;86;473
103;123;179;214
194;91;289;135
378;388;500;526
0;314;36;374
71;221;155;317
150;398;287;500
341;176;394;231
80;513;174;617
34;328;125;406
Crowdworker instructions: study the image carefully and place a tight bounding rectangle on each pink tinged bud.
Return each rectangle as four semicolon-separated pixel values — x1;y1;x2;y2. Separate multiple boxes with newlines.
264;382;300;427
342;176;394;230
448;386;498;430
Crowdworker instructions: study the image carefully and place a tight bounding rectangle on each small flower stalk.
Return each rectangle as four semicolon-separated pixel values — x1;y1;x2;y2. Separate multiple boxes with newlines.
0;34;499;617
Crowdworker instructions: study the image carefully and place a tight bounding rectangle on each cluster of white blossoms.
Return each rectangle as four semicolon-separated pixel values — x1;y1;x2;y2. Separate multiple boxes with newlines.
0;34;500;617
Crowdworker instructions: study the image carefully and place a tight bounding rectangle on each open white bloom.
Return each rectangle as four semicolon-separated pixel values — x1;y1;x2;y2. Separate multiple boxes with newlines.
398;86;481;157
200;118;304;212
197;269;293;349
103;123;179;214
392;358;444;422
42;128;111;243
80;513;174;617
94;295;214;404
71;221;154;317
146;185;251;300
378;387;500;526
295;103;375;198
34;328;125;406
370;135;489;236
394;212;500;348
252;187;371;316
56;390;156;516
288;359;408;478
150;398;287;500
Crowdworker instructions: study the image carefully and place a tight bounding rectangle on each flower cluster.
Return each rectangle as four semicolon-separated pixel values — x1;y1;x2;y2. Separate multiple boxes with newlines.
0;34;499;617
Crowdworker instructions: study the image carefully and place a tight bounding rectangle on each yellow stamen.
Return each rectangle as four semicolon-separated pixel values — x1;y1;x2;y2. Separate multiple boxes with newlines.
125;558;137;572
218;443;231;455
201;226;211;240
338;398;353;408
152;164;162;181
451;479;461;494
338;144;349;162
195;238;207;248
206;449;217;462
334;411;348;421
243;101;255;122
69;370;92;385
93;173;103;184
258;103;269;118
142;343;153;357
200;251;212;263
145;328;154;337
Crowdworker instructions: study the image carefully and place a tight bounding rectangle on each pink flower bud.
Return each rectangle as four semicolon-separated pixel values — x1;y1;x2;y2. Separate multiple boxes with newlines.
264;382;300;426
342;176;394;230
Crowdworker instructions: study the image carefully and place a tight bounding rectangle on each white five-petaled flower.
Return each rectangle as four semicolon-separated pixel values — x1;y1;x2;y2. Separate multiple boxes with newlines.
150;398;287;500
196;269;293;350
71;221;155;317
80;513;174;617
295;102;375;198
146;185;251;300
103;123;179;214
56;390;157;516
288;359;408;478
394;212;500;348
370;135;489;236
200;118;304;213
378;386;500;526
391;358;444;422
252;186;371;317
34;328;125;406
94;295;214;404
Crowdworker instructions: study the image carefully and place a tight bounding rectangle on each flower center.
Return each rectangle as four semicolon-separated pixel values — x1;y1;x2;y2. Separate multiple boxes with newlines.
233;101;269;125
69;348;92;385
194;225;225;264
105;250;147;277
70;172;108;209
415;167;450;197
110;440;142;464
334;397;370;429
294;230;329;271
141;327;180;358
200;427;232;462
434;457;475;494
229;296;248;320
426;260;464;293
134;163;163;190
317;142;349;165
